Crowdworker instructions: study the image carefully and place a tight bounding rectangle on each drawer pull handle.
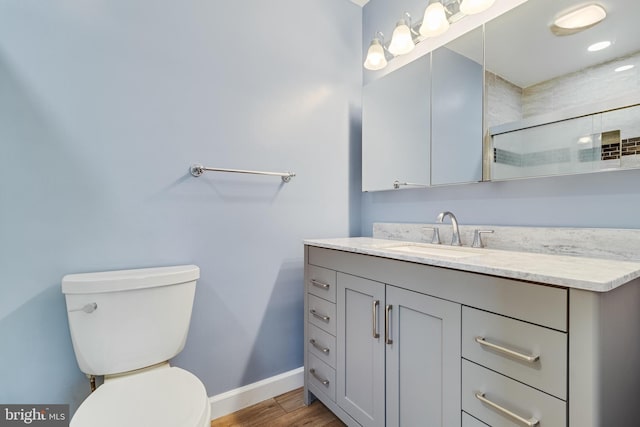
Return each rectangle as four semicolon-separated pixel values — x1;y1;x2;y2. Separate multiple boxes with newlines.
372;300;380;339
385;304;393;344
310;309;330;322
475;392;539;427
475;337;540;363
310;369;330;386
309;339;330;354
311;279;330;290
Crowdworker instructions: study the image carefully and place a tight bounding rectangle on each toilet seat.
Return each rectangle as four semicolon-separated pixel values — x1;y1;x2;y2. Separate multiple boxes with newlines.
71;367;210;427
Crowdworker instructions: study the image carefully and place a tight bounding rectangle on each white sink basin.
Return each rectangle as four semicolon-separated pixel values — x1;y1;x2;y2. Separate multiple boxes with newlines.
380;244;482;259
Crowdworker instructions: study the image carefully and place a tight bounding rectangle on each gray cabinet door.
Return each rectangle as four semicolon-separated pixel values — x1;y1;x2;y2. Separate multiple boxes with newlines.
336;273;386;427
385;286;461;427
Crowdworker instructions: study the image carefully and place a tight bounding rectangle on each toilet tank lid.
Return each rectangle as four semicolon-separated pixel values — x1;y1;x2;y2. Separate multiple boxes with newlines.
62;265;200;294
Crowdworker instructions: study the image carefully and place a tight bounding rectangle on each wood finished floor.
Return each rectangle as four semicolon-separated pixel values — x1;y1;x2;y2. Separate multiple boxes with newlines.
210;388;345;427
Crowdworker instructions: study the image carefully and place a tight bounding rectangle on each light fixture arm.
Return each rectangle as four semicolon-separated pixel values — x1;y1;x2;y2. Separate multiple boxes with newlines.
443;0;462;15
374;31;389;52
404;12;421;38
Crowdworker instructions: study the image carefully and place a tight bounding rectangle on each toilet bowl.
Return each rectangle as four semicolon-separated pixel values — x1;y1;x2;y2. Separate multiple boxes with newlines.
62;265;210;427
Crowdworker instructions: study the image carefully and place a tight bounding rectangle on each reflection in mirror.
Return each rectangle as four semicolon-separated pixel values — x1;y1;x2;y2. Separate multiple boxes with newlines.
431;26;483;185
485;0;640;180
362;55;430;192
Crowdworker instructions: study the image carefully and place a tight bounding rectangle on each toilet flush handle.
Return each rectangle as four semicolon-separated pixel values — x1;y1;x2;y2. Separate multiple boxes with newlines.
68;302;98;314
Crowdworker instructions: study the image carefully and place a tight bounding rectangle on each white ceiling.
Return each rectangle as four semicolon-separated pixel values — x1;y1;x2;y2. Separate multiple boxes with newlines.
350;0;369;6
483;0;640;88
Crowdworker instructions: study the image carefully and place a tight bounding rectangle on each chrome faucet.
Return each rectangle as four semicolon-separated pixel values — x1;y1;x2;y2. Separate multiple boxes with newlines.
436;211;461;246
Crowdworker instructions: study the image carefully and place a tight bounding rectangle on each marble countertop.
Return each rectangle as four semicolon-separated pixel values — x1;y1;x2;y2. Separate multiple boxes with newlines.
304;237;640;292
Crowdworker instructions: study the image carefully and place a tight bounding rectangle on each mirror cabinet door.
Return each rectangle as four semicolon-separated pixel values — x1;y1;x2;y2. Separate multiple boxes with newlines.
362;55;431;192
431;26;483;186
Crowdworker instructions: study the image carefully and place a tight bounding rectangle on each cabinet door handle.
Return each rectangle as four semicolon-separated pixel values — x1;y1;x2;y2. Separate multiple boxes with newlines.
310;369;330;386
311;279;330;290
475;392;539;427
309;339;330;354
310;309;330;322
475;337;540;363
372;300;380;338
385;304;393;344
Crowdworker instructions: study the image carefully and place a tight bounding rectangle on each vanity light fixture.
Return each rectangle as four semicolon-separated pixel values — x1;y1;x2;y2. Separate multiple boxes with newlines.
388;16;416;55
364;0;498;71
364;33;389;71
420;2;450;37
587;40;611;52
550;3;607;36
615;64;635;72
459;0;495;15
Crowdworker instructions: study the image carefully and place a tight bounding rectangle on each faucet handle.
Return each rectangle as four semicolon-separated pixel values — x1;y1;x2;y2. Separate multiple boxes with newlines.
472;229;494;248
422;227;441;245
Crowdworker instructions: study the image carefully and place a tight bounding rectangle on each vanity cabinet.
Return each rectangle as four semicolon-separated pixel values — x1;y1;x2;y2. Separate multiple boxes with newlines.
304;244;640;426
304;245;568;427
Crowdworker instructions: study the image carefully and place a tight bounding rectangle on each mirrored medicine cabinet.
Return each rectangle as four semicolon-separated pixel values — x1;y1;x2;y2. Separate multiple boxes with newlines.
362;0;640;191
362;27;482;192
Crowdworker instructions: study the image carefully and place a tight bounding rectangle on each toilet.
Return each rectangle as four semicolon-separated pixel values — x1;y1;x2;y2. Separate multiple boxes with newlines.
62;265;211;427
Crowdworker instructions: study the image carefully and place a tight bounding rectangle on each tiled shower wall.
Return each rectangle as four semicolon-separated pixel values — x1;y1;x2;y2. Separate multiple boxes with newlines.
485;71;523;129
486;51;640;129
522;50;640;118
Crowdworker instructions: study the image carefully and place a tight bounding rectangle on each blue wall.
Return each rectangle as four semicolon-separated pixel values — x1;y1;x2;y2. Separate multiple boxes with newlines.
361;169;640;235
0;0;362;411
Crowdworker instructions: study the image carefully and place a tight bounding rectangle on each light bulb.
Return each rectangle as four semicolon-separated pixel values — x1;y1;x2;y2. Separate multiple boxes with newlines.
420;2;449;37
364;39;388;71
388;20;415;55
460;0;495;15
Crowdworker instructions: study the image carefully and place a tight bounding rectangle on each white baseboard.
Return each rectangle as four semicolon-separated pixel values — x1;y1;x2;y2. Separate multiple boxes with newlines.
208;366;304;420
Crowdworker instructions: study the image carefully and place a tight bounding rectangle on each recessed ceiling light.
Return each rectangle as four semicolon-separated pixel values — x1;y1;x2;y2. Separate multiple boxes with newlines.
550;3;607;36
615;65;635;72
588;41;611;52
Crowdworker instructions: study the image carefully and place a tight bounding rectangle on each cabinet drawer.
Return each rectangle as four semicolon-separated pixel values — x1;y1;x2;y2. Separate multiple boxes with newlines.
462;307;567;400
308;324;336;367
463;412;489;427
308;354;336;402
462;360;566;427
308;294;336;335
307;265;337;303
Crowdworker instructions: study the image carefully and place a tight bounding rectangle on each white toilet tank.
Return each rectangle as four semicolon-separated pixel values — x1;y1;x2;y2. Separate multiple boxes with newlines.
62;265;200;376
